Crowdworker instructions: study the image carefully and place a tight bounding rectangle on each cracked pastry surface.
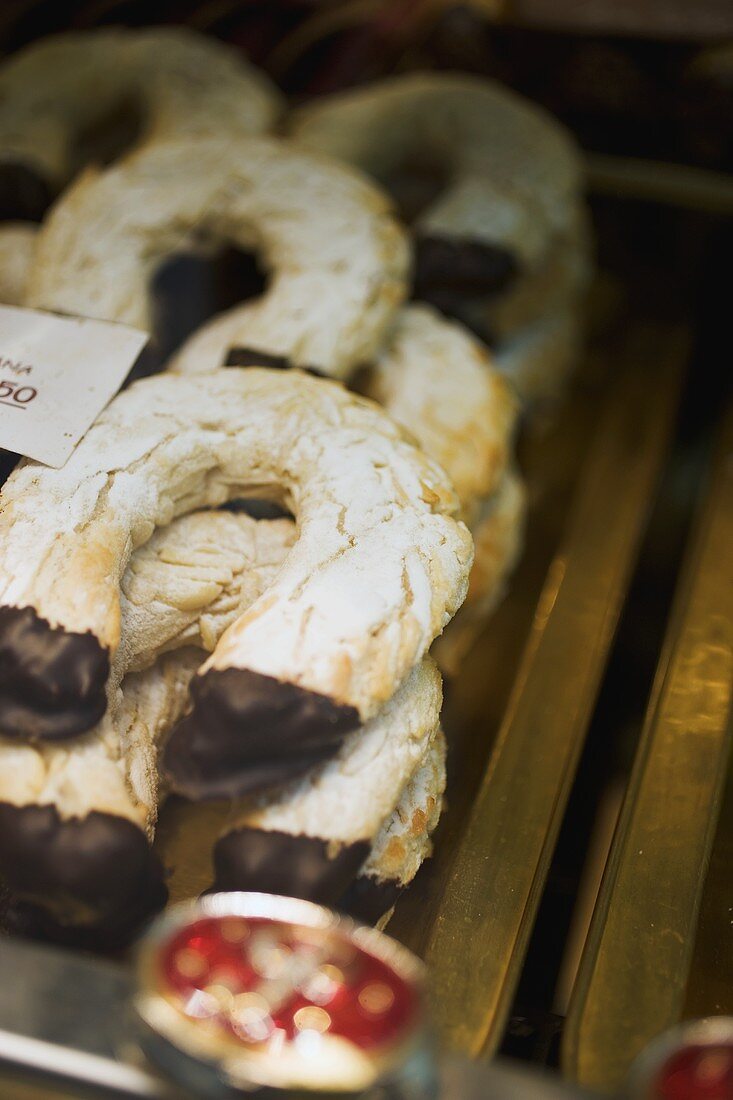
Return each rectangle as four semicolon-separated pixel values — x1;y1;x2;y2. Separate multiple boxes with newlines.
0;368;471;756
167;279;524;673
120;510;296;674
358;303;518;518
0;507;446;929
27;135;410;379
0;511;293;820
0;28;282;202
175;301;518;524
171;304;524;671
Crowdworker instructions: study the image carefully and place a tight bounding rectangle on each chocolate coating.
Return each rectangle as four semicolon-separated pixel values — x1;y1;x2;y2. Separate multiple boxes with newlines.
212;827;370;904
0;449;19;487
0;804;167;944
0;606;110;740
221;498;293;521
162;668;360;801
411;286;498;347
339;875;403;926
413;233;518;298
0;162;51;221
225;346;326;378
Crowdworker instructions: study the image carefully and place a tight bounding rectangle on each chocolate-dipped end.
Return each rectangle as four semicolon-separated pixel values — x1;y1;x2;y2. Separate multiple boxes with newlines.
0;162;52;221
0;606;110;740
0;804;167;946
0;450;19;487
339;876;404;926
212;827;370;904
413;233;518;301
224;346;326;378
162;668;361;801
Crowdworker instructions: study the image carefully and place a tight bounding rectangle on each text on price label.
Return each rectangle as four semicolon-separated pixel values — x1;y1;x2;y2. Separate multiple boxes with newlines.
0;305;148;467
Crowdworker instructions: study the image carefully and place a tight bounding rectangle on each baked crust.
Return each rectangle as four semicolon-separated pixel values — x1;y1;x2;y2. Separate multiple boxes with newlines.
0;368;471;743
0;508;446;930
361;303;518;515
27;135;410;379
434;467;527;675
360;727;446;888
0;28;282;194
290;72;583;270
290;73;591;406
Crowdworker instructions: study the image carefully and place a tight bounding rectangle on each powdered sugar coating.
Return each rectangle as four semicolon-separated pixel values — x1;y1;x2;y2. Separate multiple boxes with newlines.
291;72;583;268
120;510;295;673
0;508;443;877
0;368;471;718
28;135;409;379
361;304;517;516
0;28;282;191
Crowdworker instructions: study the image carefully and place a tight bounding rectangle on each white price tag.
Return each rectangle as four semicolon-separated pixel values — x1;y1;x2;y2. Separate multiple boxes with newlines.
0;304;148;468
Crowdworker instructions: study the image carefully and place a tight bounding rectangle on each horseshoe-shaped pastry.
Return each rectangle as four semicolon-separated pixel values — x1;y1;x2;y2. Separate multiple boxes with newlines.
290;72;582;263
0;370;470;797
290;73;590;401
127;515;444;916
27;135;410;378
29;137;513;516
171;304;525;669
171;305;524;668
0;511;443;937
288;73;581;253
0;28;282;219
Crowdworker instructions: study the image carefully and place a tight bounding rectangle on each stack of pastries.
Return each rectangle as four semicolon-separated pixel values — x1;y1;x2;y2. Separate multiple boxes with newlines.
0;27;589;942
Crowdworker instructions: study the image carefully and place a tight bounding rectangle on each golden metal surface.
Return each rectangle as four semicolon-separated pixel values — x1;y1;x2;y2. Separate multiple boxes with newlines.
418;325;686;1058
562;400;733;1094
155;797;230;906
683;726;733;1019
585;155;733;216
